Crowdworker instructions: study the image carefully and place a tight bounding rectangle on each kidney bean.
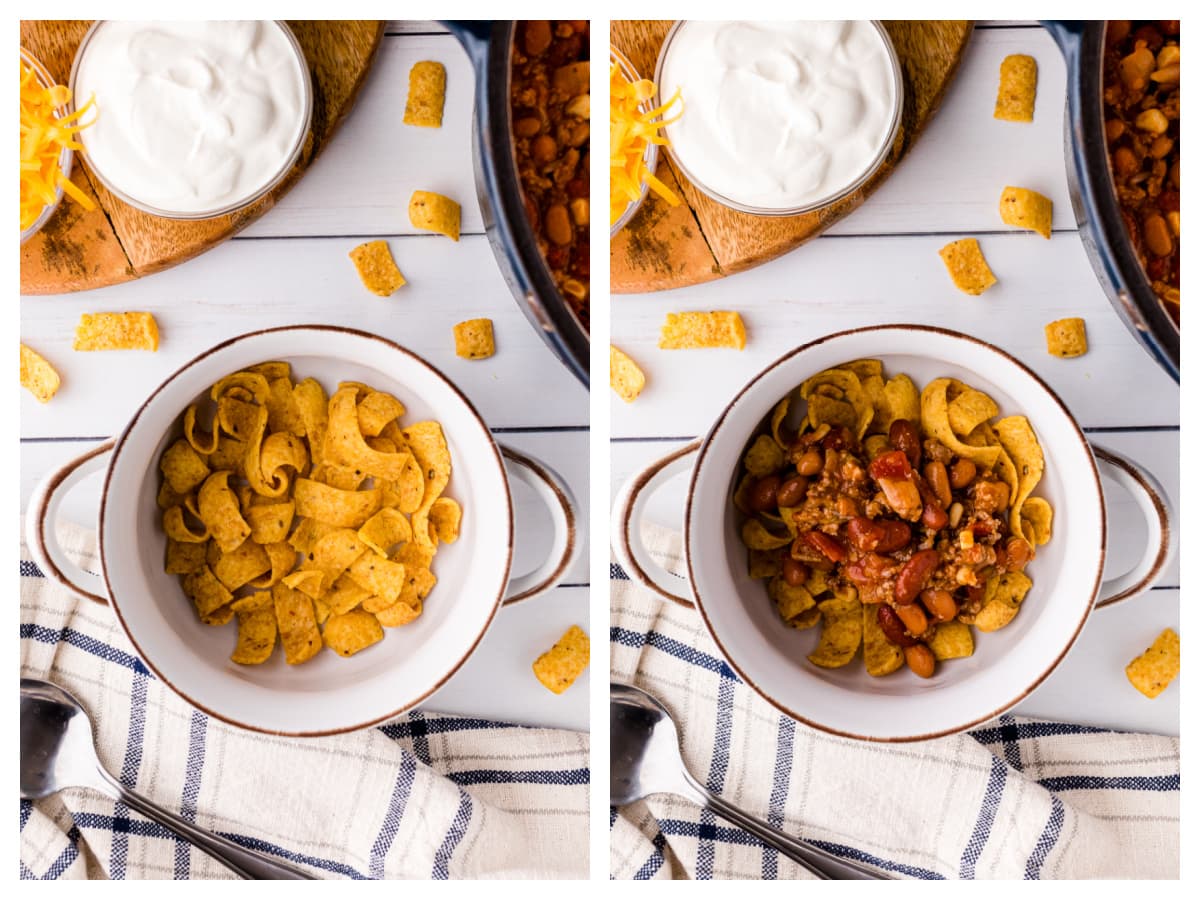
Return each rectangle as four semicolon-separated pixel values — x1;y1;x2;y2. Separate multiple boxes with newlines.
782;556;810;587
748;475;781;512
904;644;936;679
877;605;918;647
921;589;958;623
923;461;952;508
889;419;922;468
802;531;848;563
895;602;928;637
776;476;809;508
847;517;886;551
949;458;977;489
821;426;856;452
876;520;912;552
522;20;552;55
922;501;949;531
796;448;823;476
895;549;940;605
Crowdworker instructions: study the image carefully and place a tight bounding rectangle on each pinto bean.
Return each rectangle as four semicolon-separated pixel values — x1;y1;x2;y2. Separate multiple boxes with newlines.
949;458;977;489
895;602;928;636
904;644;936;678
776;476;809;508
921;589;958;623
748;475;781;512
796;448;823;476
782;556;810;587
923;461;952;508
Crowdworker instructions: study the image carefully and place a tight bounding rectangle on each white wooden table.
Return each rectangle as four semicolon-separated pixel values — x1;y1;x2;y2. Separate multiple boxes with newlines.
20;22;590;732
610;23;1180;736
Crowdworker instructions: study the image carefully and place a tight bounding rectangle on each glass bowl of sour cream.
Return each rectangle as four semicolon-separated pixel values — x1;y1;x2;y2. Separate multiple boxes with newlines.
68;20;313;220
654;20;904;217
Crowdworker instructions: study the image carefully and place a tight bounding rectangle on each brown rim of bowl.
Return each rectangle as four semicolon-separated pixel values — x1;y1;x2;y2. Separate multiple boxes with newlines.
499;445;577;605
97;324;515;738
618;440;700;608
33;439;114;607
1091;446;1171;608
67;20;313;220
683;323;1106;743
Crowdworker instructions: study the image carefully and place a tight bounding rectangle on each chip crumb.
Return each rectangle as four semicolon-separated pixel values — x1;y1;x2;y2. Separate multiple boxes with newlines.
939;238;997;295
999;185;1053;239
409;190;461;241
659;311;747;350
20;343;61;402
532;624;590;694
1044;317;1088;358
349;240;407;297
610;344;645;402
1125;628;1180;699
994;54;1038;122
73;312;159;351
453;318;495;359
403;60;446;128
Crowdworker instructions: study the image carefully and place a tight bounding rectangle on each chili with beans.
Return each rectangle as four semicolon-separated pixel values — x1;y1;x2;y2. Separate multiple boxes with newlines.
751;420;1034;678
511;20;591;326
1103;20;1180;323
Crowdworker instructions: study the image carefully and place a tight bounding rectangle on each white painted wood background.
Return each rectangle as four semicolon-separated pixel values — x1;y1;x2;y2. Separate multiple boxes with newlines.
20;21;590;732
610;23;1180;735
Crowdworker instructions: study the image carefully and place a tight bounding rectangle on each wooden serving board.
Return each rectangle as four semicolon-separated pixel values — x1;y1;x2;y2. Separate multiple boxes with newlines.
20;20;385;296
611;20;974;293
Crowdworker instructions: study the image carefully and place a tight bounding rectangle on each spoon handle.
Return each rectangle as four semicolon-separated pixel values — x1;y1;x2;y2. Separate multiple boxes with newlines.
100;771;317;880
684;776;885;880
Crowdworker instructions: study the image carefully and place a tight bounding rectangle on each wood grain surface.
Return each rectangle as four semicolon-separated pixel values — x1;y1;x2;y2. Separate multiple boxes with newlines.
610;20;973;293
19;20;385;295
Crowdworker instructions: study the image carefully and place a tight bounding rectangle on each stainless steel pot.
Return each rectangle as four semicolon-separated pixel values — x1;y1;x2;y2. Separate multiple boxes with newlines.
445;20;590;386
1043;20;1179;381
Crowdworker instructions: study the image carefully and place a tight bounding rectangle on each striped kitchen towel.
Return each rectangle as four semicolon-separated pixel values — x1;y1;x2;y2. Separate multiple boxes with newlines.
19;522;588;880
609;522;1179;880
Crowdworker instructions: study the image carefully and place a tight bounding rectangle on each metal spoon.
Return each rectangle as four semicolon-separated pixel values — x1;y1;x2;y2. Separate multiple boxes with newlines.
20;678;317;880
610;681;887;880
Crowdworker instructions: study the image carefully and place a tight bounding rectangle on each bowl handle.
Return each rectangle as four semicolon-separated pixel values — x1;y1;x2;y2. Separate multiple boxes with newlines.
610;441;701;608
25;440;114;605
499;445;579;604
1091;444;1176;608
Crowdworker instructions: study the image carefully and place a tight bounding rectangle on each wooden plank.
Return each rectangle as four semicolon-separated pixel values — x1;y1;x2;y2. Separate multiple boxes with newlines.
19;235;588;436
610;233;1181;435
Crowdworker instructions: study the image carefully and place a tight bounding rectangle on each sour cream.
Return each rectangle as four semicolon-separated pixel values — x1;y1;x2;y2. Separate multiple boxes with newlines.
72;21;309;216
658;21;900;211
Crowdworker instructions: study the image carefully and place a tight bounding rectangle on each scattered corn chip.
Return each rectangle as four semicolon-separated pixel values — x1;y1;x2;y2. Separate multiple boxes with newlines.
609;345;645;402
20;343;61;403
532;625;590;694
1125;628;1180;699
994;54;1038;122
659;311;746;350
939;238;997;295
409;190;460;241
349;240;406;297
403;60;446;128
453;318;495;359
1045;317;1088;358
999;185;1053;239
73;312;159;351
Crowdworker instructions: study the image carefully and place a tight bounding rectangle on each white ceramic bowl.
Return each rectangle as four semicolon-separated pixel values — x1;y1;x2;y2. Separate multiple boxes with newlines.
614;325;1174;742
27;326;577;736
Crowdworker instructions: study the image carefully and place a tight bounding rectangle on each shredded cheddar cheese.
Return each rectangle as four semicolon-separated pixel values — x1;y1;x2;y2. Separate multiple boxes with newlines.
20;56;97;232
610;60;682;227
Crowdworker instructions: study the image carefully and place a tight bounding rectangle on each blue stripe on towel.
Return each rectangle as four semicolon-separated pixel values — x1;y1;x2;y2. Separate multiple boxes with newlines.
610;626;740;681
20;624;152;676
110;668;150;879
959;753;1007;878
174;710;208;879
431;790;473;880
633;832;667;880
1038;774;1179;792
448;767;590;787
369;752;418;880
762;716;795;879
1025;796;1065;879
